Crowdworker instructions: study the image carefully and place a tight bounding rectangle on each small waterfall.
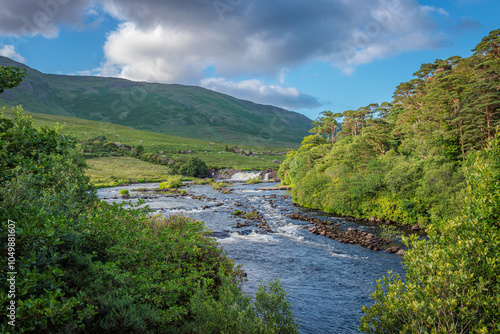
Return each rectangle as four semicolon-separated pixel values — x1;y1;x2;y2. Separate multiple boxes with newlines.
230;171;261;181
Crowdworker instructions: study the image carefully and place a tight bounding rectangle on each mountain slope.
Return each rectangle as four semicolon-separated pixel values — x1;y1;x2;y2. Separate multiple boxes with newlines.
0;56;312;146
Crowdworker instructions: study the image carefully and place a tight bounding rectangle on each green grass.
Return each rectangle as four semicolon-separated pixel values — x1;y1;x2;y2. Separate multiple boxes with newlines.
2;107;289;170
86;156;170;187
246;176;261;184
211;182;229;190
159;175;183;189
0;56;311;146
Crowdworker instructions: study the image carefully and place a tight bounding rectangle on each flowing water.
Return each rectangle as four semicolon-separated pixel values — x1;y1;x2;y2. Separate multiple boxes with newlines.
97;181;405;334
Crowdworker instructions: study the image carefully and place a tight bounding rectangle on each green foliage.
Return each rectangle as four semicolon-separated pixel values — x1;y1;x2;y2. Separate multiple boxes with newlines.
193;178;213;185
172;157;208;178
246;176;261;184
0;108;298;333
159;175;183;189
120;189;130;198
232;210;242;215
190;278;299;334
88;296;158;334
310;111;341;143
0;66;26;94
0;108;97;332
245;211;259;219
211;182;228;190
359;135;500;333
279;30;500;227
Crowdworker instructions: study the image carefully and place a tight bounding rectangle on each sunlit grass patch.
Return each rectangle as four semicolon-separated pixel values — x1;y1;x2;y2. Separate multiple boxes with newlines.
86;156;170;187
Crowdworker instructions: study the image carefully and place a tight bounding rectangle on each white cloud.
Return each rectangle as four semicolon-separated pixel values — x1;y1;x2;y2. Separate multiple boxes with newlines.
96;22;212;83
201;77;321;110
422;5;449;17
95;0;453;84
0;45;25;62
0;0;469;110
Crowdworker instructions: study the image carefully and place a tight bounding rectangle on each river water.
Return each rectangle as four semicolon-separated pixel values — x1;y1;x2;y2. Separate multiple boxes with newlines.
97;181;405;334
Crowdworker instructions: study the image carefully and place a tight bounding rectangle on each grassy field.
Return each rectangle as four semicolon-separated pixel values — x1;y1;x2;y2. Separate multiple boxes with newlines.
3;107;290;183
0;56;311;146
86;156;171;187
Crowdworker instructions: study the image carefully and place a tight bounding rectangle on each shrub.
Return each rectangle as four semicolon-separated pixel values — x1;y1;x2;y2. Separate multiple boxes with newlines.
0;108;299;333
359;136;500;333
232;210;242;216
0;108;97;332
171;157;208;178
189;277;299;334
211;182;228;190
193;178;213;185
246;176;261;184
159;175;183;189
120;189;130;198
245;211;259;220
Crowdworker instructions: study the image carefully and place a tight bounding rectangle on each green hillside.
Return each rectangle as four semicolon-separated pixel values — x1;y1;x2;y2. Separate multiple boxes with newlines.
1;107;289;172
0;56;311;146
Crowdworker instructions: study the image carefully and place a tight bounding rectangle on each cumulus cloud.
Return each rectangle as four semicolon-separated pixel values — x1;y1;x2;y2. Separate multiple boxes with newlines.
201;77;321;110
0;0;473;109
0;0;91;38
95;0;453;82
0;45;25;62
89;0;460;108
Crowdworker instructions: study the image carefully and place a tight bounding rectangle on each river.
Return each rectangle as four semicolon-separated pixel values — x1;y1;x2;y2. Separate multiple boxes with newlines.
97;180;405;334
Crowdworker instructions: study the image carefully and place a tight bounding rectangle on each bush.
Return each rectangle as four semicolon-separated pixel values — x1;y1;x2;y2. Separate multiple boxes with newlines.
190;278;299;334
211;182;228;190
0;108;299;333
193;178;213;185
246;176;261;184
171;157;208;178
359;136;500;333
159;175;183;189
245;211;259;219
120;189;130;198
0;108;97;332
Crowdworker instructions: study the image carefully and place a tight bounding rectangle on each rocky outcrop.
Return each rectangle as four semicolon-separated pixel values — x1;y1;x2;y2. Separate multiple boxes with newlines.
232;210;274;233
260;169;280;181
208;169;243;180
286;213;391;252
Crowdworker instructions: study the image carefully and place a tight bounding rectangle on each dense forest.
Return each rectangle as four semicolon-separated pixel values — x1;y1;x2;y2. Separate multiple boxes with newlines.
279;30;500;332
0;80;298;332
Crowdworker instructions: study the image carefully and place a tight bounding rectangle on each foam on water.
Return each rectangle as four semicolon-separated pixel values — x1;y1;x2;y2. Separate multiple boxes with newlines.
231;171;261;181
218;231;278;244
239;189;263;193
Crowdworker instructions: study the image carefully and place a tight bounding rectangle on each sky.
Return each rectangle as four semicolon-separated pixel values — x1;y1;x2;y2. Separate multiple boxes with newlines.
0;0;498;120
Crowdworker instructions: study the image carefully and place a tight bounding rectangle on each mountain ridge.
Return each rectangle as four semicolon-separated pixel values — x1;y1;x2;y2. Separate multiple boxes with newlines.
0;56;312;146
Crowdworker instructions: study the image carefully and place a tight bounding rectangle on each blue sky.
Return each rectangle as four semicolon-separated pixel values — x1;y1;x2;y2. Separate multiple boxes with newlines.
0;0;498;120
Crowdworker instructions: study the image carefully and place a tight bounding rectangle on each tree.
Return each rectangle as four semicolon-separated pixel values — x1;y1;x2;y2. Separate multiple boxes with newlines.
472;28;500;59
310;111;341;143
0;66;26;93
342;105;374;137
363;118;393;155
359;135;500;333
176;157;208;177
